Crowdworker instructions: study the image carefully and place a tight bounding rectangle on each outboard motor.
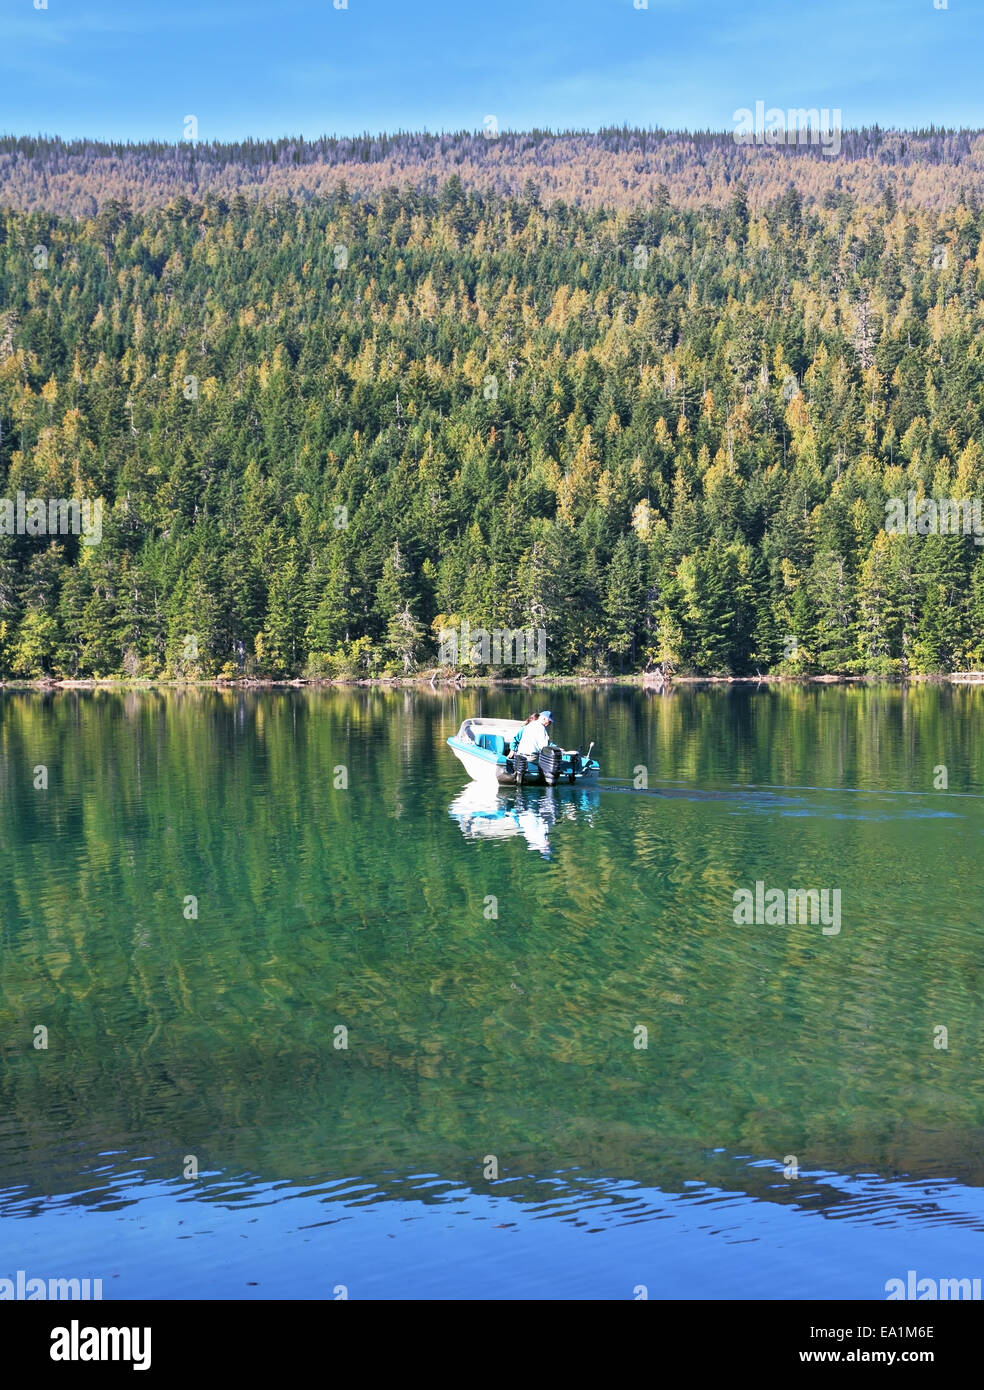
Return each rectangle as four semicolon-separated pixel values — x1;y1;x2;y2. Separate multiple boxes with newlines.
539;746;562;785
513;753;527;786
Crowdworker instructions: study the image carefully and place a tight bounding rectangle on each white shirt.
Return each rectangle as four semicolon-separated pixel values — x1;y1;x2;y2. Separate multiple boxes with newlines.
517;721;549;757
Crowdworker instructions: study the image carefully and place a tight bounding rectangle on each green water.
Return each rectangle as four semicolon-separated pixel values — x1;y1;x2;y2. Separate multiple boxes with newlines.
1;684;983;1298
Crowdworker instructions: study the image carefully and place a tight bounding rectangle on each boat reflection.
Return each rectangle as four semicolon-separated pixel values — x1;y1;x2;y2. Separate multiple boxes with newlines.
448;781;600;857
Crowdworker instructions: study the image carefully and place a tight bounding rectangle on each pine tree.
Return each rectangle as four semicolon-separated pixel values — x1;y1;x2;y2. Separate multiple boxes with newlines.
603;534;642;670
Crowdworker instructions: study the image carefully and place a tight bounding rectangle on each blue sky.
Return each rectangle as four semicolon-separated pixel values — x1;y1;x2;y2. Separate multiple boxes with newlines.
0;0;981;142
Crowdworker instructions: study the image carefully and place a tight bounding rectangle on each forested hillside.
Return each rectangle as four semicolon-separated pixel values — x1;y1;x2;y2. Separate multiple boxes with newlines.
4;128;984;217
2;171;984;679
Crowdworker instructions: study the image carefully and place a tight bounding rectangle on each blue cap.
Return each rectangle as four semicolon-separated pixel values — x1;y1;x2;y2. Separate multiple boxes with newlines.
539;710;553;721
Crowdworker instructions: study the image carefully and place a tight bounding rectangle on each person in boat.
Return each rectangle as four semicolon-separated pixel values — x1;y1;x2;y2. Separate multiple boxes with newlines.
515;709;553;761
511;713;539;753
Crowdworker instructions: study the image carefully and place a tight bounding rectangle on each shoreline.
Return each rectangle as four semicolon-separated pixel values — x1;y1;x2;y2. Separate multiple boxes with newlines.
3;672;984;692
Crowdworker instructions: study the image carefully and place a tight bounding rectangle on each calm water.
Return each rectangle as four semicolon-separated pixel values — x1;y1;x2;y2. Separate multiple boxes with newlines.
1;684;983;1299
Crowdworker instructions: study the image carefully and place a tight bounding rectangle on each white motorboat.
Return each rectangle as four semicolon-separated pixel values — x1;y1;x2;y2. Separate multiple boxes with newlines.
446;717;600;787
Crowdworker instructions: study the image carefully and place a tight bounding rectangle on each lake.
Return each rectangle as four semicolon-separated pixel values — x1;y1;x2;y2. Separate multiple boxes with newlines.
1;683;983;1299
